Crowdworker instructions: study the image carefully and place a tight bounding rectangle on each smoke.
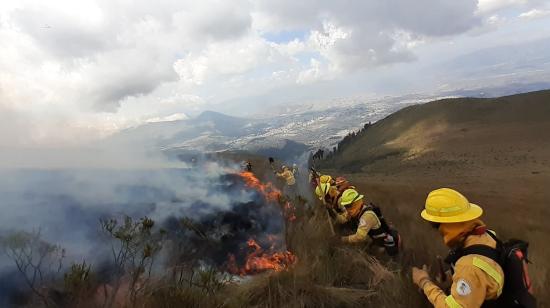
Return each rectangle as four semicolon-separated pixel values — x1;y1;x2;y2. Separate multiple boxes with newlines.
0;103;299;304
0;154;288;304
0;163;255;247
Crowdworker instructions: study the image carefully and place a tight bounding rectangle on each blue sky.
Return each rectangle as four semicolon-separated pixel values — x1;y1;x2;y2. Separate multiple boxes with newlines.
262;30;307;44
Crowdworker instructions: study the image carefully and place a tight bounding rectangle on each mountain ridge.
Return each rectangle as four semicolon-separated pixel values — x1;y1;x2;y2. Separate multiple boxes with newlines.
321;89;550;174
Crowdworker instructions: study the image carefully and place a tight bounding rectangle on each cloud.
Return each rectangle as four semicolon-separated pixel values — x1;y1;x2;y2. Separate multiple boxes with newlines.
172;0;252;41
1;0;253;114
173;34;299;87
1;0;545;147
477;0;550;15
297;58;325;84
83;48;179;111
0;106;33;147
519;8;550;19
254;0;480;73
477;0;528;14
146;113;188;123
309;21;417;73
11;3;107;59
0;103;108;149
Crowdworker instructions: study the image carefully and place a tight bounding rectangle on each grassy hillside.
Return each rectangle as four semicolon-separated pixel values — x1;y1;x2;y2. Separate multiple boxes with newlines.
323;90;550;175
319;90;550;306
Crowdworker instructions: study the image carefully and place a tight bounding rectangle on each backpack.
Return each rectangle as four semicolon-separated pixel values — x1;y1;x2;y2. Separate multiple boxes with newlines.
350;202;400;256
363;202;391;233
445;232;536;308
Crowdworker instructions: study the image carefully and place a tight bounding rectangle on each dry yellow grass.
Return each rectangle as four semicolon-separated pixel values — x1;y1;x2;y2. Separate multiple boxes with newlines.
321;90;550;306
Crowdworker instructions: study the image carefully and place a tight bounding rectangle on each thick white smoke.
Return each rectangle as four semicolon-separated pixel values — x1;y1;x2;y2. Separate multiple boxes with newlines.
0;154;273;305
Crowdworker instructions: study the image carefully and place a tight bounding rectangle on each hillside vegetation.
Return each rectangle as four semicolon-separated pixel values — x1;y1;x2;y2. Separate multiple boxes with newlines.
324;90;550;174
320;90;550;306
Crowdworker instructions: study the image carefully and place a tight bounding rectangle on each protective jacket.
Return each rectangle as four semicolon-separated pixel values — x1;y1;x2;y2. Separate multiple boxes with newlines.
421;231;504;307
327;179;354;208
277;169;295;186
323;186;341;209
336;202;391;246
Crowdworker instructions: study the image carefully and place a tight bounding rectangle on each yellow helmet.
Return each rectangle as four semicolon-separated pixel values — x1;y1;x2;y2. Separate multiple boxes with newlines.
319;175;332;184
315;183;330;200
421;188;483;223
339;189;363;206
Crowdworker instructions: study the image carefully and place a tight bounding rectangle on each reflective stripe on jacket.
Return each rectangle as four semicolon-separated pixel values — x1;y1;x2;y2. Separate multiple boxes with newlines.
336;208;381;243
422;233;504;307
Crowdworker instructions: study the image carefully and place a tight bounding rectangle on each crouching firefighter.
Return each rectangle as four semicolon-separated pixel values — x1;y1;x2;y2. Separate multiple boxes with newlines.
329;188;400;256
315;175;340;209
412;188;536;308
315;175;356;210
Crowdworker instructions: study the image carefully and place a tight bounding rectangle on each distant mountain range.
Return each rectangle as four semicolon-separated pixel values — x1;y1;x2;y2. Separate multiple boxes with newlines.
105;80;550;161
104;94;437;160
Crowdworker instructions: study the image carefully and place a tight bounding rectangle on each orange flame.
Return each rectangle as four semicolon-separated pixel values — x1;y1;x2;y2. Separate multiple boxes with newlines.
227;238;297;275
283;201;297;222
238;171;297;221
238;171;281;202
229;171;297;275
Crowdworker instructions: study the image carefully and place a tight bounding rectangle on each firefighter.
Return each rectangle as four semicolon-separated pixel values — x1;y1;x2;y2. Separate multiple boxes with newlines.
315;175;355;209
330;188;400;256
334;176;354;192
309;169;318;188
277;166;296;186
315;175;339;207
276;165;296;197
412;188;504;308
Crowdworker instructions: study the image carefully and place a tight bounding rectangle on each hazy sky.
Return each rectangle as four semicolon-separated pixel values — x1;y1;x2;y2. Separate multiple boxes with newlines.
1;0;550;146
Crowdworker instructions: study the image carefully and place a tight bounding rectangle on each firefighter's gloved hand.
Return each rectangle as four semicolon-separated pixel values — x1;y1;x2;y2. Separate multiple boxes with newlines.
412;265;431;289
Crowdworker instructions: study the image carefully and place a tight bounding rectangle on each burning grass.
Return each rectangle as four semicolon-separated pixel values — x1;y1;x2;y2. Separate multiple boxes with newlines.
1;167;425;307
222;205;420;308
222;171;297;276
226;238;297;276
238;171;282;202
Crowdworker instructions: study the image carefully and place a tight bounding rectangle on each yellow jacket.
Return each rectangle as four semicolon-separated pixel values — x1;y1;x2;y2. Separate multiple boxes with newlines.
422;233;504;308
334;202;381;243
277;169;295;186
324;186;340;208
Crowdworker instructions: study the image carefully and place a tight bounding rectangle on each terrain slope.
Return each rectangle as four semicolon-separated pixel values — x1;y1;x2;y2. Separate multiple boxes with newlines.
320;90;550;305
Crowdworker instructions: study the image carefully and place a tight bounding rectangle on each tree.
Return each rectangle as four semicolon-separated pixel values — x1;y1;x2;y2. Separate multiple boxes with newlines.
1;230;65;307
100;216;166;307
63;260;96;306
